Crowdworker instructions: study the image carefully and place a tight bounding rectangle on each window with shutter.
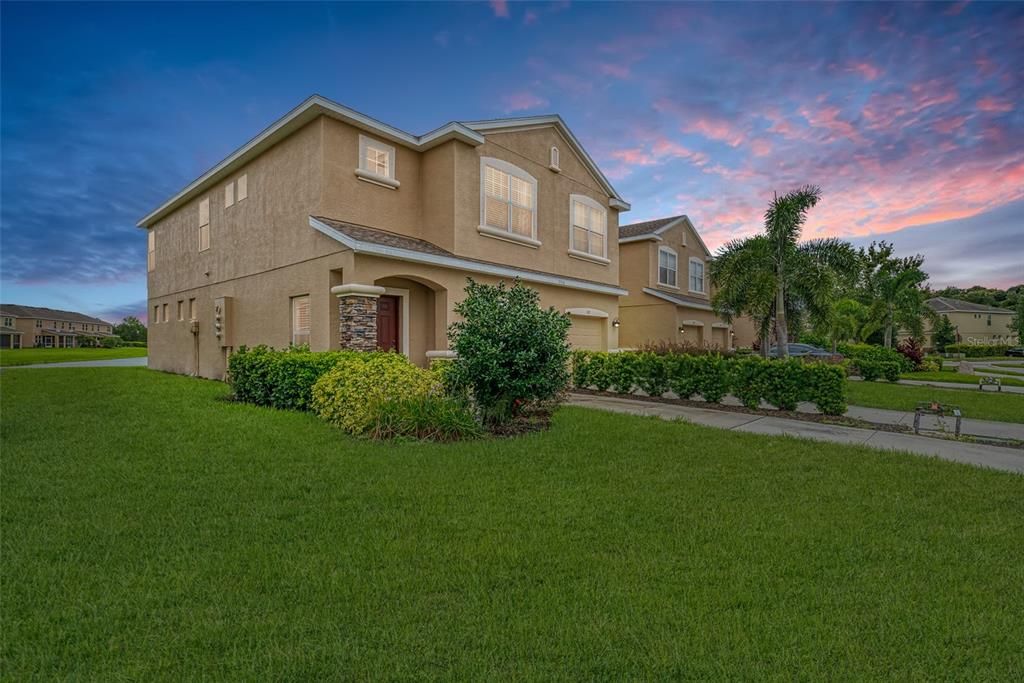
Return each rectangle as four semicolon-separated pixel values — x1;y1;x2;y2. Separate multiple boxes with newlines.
237;174;248;201
658;248;678;288
291;295;311;347
199;224;210;252
480;158;537;243
225;182;235;208
570;195;607;259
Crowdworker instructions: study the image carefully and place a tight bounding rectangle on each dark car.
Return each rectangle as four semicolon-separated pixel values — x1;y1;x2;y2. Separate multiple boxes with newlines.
767;343;842;360
1006;347;1024;358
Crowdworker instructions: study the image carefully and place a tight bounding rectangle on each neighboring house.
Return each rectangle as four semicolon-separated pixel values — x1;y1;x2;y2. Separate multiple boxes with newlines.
138;94;631;378
0;305;115;349
924;297;1019;346
616;215;754;350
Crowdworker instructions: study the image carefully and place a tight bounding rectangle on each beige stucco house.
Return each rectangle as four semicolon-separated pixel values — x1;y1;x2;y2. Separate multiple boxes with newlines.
0;304;115;349
138;95;631;378
616;215;755;350
925;297;1019;346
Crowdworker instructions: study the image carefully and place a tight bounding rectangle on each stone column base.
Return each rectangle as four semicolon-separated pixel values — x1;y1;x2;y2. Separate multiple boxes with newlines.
332;284;385;352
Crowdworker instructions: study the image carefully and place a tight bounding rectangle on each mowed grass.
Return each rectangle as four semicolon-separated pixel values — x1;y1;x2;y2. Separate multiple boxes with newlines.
902;370;1024;388
0;346;146;366
3;369;1023;679
847;380;1024;423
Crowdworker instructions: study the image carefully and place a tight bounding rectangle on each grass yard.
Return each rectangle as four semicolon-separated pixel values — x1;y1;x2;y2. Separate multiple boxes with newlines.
3;368;1023;679
847;380;1024;423
0;346;146;366
902;370;1024;388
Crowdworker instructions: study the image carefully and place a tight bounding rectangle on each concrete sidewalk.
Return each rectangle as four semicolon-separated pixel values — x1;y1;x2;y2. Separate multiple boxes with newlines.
1;357;148;370
568;393;1024;475
897;378;1024;394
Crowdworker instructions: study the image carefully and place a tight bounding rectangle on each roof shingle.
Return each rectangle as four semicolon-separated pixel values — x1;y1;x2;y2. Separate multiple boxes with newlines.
0;304;112;326
927;297;1013;314
618;215;688;239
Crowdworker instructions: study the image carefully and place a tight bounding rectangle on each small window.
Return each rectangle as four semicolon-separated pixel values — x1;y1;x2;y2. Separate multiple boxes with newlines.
199;224;210;252
550;146;560;171
189;298;197;321
291;295;311;347
3;317;12;327
35;319;42;328
658;247;678;288
199;197;210;227
689;258;705;293
480;158;537;241
570;195;607;259
357;135;398;187
237;174;248;201
987;314;992;326
162;304;169;323
177;301;184;321
153;305;159;324
147;231;156;272
225;182;235;208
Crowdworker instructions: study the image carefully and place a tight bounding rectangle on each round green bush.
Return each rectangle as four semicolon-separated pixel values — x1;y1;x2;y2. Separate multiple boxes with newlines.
311;353;439;435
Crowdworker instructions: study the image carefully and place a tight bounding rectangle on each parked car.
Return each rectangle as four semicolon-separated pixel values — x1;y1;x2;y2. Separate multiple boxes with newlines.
767;343;843;360
1006;347;1024;358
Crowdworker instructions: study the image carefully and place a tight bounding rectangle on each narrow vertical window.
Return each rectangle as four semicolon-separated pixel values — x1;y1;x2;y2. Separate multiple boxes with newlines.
199;197;210;251
570;195;607;259
153;305;159;324
291;295;311;347
689;258;705;293
658;248;678;288
189;298;197;321
162;304;169;323
225;182;235;208
147;230;156;272
236;174;248;201
177;301;184;321
550;146;560;171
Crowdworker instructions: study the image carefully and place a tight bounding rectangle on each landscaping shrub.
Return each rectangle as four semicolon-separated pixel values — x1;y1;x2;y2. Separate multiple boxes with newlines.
730;357;765;409
946;343;1011;358
848;359;901;382
367;395;482;442
122;341;148;348
919;356;942;372
896;337;925;370
664;353;700;399
634;351;670;397
447;279;571;426
638;340;736;357
607;352;640;394
804;363;847;415
838;342;913;373
228;346;358;411
100;335;123;348
311;353;439;435
228;345;278;406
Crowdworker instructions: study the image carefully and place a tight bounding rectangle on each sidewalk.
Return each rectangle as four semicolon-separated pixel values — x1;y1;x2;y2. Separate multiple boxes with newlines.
1;357;148;370
568;393;1024;475
897;378;1024;394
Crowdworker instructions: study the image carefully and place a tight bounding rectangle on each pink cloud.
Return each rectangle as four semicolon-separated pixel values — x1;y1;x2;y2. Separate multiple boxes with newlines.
933;115;969;134
846;61;881;81
489;0;509;19
500;91;548;113
977;96;1013;113
599;63;630;79
685;117;745;147
799;104;863;143
749;139;772;157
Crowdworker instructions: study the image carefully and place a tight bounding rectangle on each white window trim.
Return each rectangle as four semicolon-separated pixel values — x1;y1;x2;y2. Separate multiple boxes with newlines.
658;246;679;289
291;294;311;346
478;156;540;248
568;193;609;265
549;146;561;172
357;135;400;189
688;257;706;294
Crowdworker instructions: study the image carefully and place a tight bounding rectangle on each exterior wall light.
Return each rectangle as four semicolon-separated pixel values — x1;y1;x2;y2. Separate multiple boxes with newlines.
612;318;620;328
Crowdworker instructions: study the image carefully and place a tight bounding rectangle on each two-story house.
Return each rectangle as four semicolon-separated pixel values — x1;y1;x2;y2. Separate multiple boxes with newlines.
616;215;755;350
922;297;1019;346
0;304;115;349
138;95;630;378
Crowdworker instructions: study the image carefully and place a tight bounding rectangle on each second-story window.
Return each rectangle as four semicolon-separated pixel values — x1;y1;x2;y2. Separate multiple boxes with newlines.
357;135;399;188
658;247;678;288
198;198;210;252
689;258;705;293
569;195;607;260
147;230;156;272
480;157;537;244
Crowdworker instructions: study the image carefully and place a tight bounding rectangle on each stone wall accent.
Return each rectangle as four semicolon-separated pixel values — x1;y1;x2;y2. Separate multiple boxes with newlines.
332;284;386;352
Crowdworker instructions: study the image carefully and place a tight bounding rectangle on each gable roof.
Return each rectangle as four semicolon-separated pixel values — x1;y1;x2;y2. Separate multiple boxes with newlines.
138;95;628;228
309;215;627;297
618;214;712;256
927;297;1013;314
0;304;112;326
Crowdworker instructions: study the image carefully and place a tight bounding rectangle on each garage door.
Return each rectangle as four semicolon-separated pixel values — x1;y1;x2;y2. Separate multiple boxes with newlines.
712;327;728;350
567;316;605;350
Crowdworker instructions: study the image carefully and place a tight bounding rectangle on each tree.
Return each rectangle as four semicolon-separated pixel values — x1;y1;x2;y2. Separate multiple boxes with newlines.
859;242;933;348
813;298;878;350
931;314;957;352
113;316;147;342
710;186;858;358
1012;297;1024;344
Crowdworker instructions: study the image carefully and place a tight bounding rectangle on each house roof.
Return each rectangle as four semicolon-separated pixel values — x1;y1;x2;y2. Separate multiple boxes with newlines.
310;215;628;297
927;297;1013;314
641;287;714;312
0;304;112;326
618;214;712;256
0;326;21;334
138;94;629;228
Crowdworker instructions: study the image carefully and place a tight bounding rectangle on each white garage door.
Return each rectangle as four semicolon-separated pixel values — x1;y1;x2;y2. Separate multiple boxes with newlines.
567;316;605;350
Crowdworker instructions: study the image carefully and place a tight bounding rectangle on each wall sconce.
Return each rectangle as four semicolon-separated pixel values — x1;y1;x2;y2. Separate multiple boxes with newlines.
678;326;686;334
612;318;620;328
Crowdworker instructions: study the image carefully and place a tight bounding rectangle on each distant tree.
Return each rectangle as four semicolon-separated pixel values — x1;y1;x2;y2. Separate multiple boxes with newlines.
113;316;147;343
859;242;934;348
1012;298;1024;344
931;314;957;352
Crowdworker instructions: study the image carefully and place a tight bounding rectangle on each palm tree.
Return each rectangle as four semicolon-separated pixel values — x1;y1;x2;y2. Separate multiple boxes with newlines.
710;187;858;358
860;242;934;347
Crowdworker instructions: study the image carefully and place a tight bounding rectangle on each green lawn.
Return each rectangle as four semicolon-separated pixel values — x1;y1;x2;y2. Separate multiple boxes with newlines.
847;380;1024;423
902;370;1024;388
3;369;1023;679
0;346;146;366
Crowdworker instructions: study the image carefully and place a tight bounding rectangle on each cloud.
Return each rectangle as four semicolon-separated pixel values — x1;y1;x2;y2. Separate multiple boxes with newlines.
977;96;1013;113
489;0;509;19
846;61;882;81
500;90;549;112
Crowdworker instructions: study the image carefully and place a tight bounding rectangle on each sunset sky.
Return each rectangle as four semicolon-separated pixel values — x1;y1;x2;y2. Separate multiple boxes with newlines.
2;1;1021;322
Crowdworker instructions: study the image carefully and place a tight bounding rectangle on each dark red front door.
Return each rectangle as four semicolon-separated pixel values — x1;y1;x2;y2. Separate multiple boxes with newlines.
377;295;400;352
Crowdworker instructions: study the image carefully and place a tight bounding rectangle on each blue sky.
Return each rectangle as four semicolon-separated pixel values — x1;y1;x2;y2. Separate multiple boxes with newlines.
2;1;1022;323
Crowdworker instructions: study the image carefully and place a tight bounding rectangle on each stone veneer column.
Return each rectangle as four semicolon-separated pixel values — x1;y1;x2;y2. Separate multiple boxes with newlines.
331;284;387;352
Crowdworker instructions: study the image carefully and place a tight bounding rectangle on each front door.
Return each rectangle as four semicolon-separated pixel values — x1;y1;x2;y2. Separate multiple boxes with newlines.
376;295;400;352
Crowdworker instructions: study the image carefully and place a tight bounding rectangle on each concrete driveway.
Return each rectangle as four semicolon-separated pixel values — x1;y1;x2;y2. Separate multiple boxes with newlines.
1;357;148;370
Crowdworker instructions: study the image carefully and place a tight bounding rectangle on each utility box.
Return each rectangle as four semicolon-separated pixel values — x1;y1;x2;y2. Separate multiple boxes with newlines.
213;296;234;348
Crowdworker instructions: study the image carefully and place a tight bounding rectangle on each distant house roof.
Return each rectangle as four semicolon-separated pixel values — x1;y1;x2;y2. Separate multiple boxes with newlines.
927;297;1013;314
0;304;112;326
138;94;628;228
309;215;628;297
618;214;712;256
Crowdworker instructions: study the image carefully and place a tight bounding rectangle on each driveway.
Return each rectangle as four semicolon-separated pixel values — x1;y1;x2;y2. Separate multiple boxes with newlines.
1;357;148;370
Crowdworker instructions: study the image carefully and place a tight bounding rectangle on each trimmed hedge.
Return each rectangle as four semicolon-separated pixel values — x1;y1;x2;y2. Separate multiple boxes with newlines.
846;359;901;383
572;351;847;415
946;343;1012;358
228;346;360;411
837;343;913;373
